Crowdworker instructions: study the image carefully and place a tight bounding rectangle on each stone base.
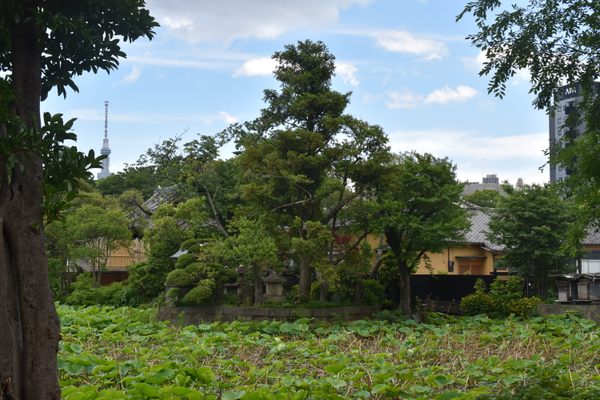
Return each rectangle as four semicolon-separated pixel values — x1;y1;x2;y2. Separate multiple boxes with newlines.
538;303;600;323
157;304;379;324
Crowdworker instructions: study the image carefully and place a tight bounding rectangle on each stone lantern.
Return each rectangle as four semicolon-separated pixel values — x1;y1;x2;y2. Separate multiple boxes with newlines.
262;270;285;302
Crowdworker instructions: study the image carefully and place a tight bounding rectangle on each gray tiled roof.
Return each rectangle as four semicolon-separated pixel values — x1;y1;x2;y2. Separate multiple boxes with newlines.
462;205;600;250
582;227;600;245
463;207;504;252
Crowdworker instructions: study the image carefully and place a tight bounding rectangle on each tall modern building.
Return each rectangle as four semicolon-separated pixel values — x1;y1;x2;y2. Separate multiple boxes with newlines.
549;84;599;182
97;100;112;180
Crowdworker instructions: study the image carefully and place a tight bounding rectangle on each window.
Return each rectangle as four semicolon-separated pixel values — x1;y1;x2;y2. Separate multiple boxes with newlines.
458;260;484;275
581;259;600;273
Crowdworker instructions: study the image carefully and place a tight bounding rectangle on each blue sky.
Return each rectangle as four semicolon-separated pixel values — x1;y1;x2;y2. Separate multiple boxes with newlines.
42;0;549;185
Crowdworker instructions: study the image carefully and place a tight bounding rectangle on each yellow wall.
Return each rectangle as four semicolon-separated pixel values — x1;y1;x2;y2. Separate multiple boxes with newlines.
414;245;498;275
366;234;499;275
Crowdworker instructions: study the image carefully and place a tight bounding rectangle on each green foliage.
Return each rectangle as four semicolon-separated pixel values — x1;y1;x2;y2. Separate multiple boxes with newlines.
96;166;158;198
66;201;131;281
463;189;502;208
134;209;192;302
57;305;600;399
375;152;469;314
478;364;600;399
164;269;195;288
226;40;390;301
487;185;578;297
64;275;130;307
457;0;599;110
125;262;164;306
48;257;69;300
175;253;197;269
65;274;103;306
0;109;104;222
181;284;213;305
461;278;542;318
180;239;201;251
360;279;385;306
165;288;180;304
458;0;600;233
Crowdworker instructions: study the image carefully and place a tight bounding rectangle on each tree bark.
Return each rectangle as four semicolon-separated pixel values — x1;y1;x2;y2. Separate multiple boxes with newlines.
0;9;61;400
253;265;263;305
299;256;312;301
385;229;412;316
396;261;412;316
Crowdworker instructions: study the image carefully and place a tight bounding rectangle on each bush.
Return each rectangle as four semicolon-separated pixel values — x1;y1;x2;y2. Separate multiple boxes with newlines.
175;253;197;269
181;284;213;305
361;279;385;305
164;269;195;287
65;275;133;306
65;274;103;306
461;277;541;318
98;282;134;307
180;239;200;251
126;261;168;305
165;288;180;305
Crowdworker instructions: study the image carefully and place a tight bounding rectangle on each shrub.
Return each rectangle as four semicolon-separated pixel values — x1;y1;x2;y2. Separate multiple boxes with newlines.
165;288;180;305
164;269;195;287
175;253;197;269
65;274;103;306
64;275;132;306
361;279;385;305
461;277;541;318
126;261;167;305
181;284;213;305
180;239;200;251
97;282;132;307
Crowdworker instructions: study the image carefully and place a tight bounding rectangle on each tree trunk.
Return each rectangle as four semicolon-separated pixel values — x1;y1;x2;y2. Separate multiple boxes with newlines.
253;265;263;305
397;261;412;316
299;256;311;301
384;229;412;316
0;10;61;400
319;280;328;302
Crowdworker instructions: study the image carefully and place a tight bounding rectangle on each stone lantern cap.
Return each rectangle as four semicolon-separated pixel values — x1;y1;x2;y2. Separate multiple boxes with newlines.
262;270;285;284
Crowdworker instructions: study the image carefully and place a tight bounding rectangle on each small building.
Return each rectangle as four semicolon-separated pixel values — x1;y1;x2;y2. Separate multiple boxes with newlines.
555;273;600;303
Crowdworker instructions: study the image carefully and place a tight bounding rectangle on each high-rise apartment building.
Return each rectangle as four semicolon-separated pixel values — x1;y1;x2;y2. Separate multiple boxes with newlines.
549;84;598;182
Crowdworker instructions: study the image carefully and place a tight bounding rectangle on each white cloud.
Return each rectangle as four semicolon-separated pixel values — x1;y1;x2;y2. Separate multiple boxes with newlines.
335;62;359;86
462;50;487;71
373;30;448;60
424;85;478;104
219;111;238;124
234;57;276;77
121;65;142;83
386;91;424;109
387;129;549;184
147;0;371;44
67;109;238;126
386;85;478;108
126;55;226;69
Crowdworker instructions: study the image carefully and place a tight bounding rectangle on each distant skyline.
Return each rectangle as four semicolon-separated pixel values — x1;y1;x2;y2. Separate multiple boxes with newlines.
41;0;549;185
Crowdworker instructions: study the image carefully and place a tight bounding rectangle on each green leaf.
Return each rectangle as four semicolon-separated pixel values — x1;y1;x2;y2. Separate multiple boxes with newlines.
222;391;246;400
324;363;346;374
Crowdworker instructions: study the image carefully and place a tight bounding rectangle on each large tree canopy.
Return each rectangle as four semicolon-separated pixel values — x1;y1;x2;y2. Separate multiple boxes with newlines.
375;152;469;315
487;184;578;297
227;40;390;300
0;2;156;398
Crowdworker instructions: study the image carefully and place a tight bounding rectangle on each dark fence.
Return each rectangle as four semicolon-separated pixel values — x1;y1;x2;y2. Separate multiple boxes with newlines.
383;274;496;306
410;274;496;303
